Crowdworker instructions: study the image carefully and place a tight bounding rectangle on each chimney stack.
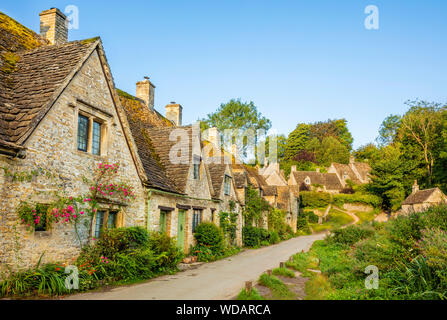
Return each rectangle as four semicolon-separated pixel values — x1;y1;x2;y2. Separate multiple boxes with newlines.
136;78;155;111
207;127;220;148
412;180;419;194
291;165;297;172
316;168;320;173
39;8;68;45
165;102;182;126
349;155;355;164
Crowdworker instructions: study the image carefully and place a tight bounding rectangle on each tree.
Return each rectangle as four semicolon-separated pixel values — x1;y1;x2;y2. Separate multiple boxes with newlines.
398;100;444;184
354;143;381;163
309;119;353;150
263;134;287;163
367;144;406;211
317;136;350;166
201;99;272;160
377;114;401;146
283;123;310;160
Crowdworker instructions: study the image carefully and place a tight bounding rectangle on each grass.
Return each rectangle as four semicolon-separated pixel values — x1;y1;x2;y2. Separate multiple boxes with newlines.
258;274;296;300
309;208;354;233
305;274;333;300
237;287;265;300
272;267;295;278
355;210;377;224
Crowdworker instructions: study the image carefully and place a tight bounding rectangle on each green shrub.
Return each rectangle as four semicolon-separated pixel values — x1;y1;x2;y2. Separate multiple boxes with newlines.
306;211;320;223
243;225;261;247
328;225;375;246
237;287;265;300
96;226;150;258
193;222;225;254
258;273;295;300
148;232;183;272
332;193;381;208
268;231;281;244
300;191;331;208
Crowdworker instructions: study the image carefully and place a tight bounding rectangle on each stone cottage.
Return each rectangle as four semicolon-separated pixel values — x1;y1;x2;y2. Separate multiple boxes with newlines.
327;156;371;188
401;181;447;214
119;84;244;252
0;9;146;271
288;166;343;193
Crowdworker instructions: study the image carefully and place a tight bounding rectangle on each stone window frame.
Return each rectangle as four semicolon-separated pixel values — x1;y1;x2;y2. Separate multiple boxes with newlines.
72;100;113;158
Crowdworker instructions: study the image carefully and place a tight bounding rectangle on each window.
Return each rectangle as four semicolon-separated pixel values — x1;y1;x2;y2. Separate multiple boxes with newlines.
77;113;106;156
224;175;231;195
305;177;311;185
94;211;105;238
77;114;89;152
193;155;201;180
94;210;118;238
192;209;202;232
92;121;102;155
211;209;216;223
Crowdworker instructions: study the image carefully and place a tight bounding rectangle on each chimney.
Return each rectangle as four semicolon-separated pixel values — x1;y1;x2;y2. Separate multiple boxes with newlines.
291;165;297;172
412;180;419;194
316;168;320;173
349;155;355;164
207;127;220;147
136;78;155;111
39;8;68;45
165;102;182;126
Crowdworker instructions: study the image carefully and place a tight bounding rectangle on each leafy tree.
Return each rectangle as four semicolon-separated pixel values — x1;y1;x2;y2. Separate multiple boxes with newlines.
377;114;401;146
398;100;444;184
309;119;353;150
283;123;310;160
354;143;381;163
367;144;406;211
317;136;350;166
244;186;271;228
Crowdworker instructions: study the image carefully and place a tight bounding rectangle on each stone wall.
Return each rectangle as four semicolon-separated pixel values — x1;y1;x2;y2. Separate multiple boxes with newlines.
0;50;145;273
342;203;374;213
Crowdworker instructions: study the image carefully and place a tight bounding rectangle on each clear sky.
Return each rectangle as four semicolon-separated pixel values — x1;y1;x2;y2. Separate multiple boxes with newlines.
1;0;446;149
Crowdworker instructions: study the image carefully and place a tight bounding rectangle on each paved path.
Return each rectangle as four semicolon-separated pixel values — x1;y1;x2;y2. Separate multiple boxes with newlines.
64;233;326;300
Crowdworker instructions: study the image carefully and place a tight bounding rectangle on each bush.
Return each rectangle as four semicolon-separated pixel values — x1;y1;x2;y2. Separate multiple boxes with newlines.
332;193;381;208
268;231;281;244
193;222;225;254
305;211;320;224
96;226;149;258
300;191;331;208
148;232;183;272
243;226;261;247
328;225;375;246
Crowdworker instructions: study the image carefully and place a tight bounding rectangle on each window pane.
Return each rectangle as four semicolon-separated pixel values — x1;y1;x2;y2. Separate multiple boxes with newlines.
92;121;101;155
95;211;105;238
77;115;89;152
108;212;117;229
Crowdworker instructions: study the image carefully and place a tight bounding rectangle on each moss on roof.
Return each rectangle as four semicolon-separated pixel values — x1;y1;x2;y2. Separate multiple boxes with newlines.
1;51;20;74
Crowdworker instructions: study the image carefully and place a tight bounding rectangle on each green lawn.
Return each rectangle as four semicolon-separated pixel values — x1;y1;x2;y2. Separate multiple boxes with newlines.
355;210;377;224
309;208;354;233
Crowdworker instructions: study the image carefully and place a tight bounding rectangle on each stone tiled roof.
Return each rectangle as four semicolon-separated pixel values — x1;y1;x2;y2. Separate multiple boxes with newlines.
145;126;199;194
119;90;179;193
0;11;98;145
293;171;343;191
353;162;371;182
402;188;441;205
331;163;361;184
233;171;247;189
276;186;291;210
208;162;228;197
262;185;277;197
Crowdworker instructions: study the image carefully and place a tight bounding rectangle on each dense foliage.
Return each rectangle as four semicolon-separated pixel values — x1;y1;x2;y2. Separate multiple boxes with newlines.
292;205;447;300
0;227;183;297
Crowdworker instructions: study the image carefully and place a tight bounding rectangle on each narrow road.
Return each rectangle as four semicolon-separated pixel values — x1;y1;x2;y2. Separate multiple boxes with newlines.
65;233;326;300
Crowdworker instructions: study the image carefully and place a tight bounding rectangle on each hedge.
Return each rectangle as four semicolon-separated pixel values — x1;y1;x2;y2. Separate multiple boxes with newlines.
332;193;381;208
300;191;331;208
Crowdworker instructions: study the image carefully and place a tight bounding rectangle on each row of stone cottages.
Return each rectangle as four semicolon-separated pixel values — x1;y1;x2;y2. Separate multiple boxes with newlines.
0;8;299;271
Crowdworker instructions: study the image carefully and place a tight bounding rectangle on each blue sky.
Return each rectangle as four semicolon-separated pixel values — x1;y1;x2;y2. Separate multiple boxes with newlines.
2;0;446;149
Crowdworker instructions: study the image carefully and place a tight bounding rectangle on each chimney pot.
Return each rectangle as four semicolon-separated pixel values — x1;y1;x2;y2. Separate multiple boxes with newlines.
39;8;68;45
136;78;155;111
